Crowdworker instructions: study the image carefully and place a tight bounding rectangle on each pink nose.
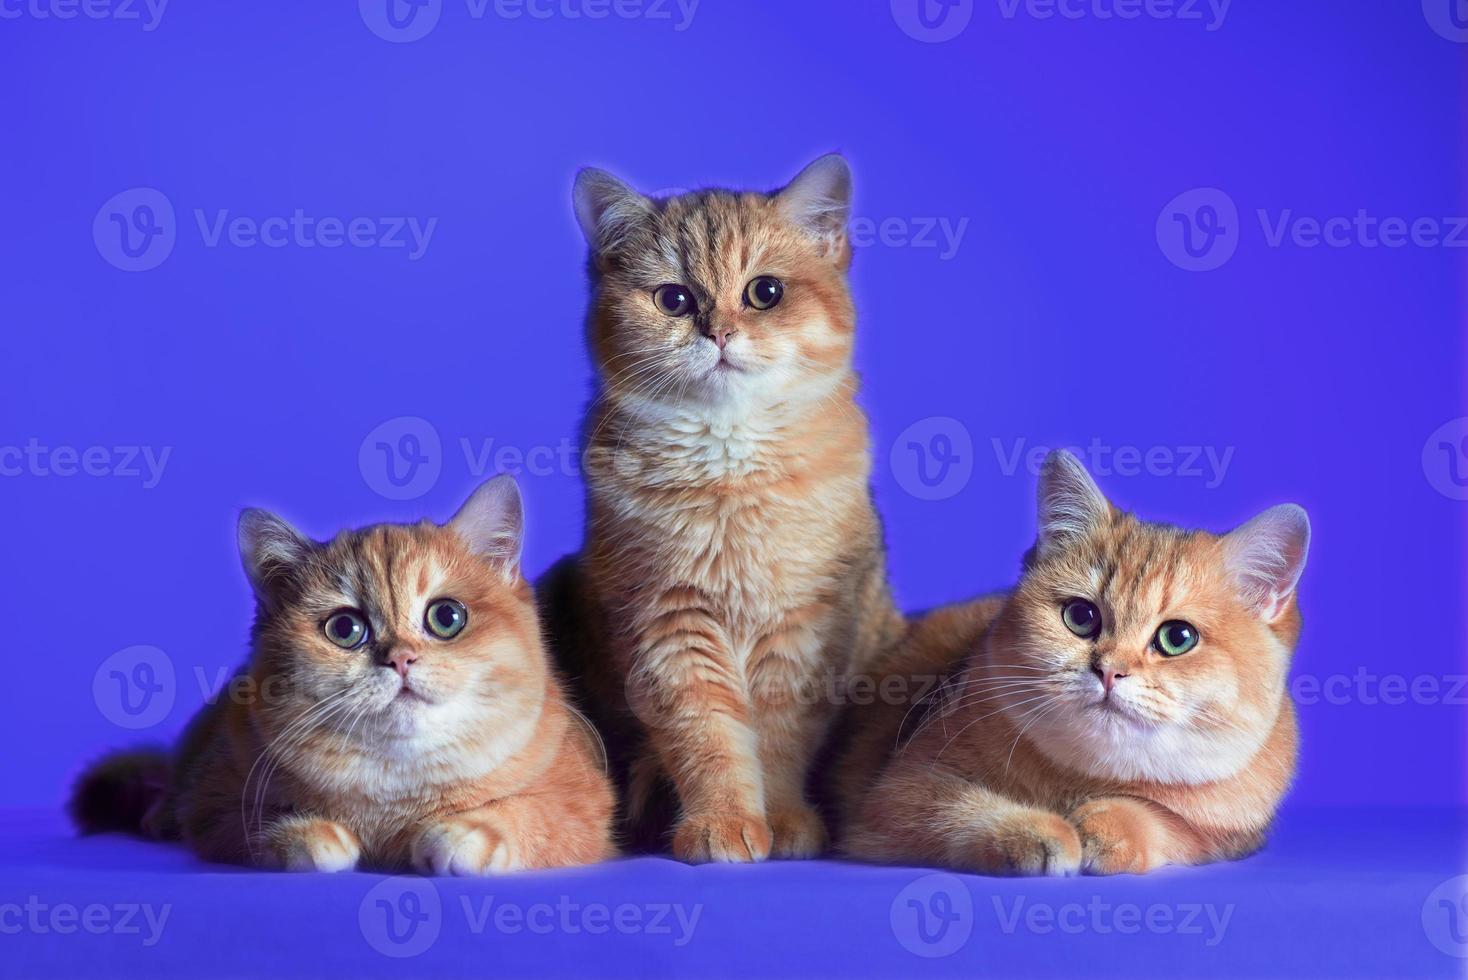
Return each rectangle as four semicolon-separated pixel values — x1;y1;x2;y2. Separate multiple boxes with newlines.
382;651;418;678
701;323;737;349
1093;667;1127;695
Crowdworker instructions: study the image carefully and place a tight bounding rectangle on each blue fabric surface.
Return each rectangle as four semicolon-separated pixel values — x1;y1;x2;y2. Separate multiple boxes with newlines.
1;805;1462;978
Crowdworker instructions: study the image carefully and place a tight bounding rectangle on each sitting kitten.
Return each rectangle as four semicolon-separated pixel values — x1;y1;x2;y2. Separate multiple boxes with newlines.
71;476;616;874
835;450;1310;875
539;156;905;862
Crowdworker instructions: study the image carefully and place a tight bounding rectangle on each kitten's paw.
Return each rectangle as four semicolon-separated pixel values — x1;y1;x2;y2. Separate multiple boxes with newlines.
672;810;772;864
769;803;828;859
1070;798;1160;875
961;812;1081;877
412;816;518;876
269;818;361;873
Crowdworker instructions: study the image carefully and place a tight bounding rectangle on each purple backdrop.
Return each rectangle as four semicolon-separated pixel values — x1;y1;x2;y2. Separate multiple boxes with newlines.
0;1;1464;976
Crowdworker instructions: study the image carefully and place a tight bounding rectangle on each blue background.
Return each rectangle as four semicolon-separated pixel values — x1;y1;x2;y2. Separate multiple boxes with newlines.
0;0;1464;976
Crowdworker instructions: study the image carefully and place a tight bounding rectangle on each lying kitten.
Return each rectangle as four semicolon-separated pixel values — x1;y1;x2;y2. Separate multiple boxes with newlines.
835;450;1309;875
540;156;905;862
71;476;615;874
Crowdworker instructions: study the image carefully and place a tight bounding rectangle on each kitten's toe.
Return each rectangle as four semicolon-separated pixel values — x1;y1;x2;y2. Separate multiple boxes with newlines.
769;803;828;859
964;812;1081;877
672;810;772;864
1070;798;1158;875
412;817;517;876
269;818;361;873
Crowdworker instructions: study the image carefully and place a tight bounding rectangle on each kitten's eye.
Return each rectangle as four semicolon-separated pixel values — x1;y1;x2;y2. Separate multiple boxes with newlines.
653;284;697;317
745;276;784;311
324;610;369;649
1155;621;1200;657
425;599;467;640
1061;599;1102;639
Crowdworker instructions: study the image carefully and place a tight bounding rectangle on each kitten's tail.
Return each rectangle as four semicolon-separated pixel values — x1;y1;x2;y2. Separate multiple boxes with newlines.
69;748;173;839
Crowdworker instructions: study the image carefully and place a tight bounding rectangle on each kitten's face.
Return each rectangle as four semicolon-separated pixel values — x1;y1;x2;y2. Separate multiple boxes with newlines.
239;478;539;758
575;157;857;411
990;452;1309;785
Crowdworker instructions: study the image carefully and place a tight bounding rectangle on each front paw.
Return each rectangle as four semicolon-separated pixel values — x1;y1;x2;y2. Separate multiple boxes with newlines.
672;809;772;864
769;803;828;859
1070;798;1160;875
267;818;360;873
412;816;518;876
959;811;1081;877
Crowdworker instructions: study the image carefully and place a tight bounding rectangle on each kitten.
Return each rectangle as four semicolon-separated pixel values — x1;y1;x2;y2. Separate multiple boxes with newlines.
539;156;905;862
71;476;616;874
835;450;1310;875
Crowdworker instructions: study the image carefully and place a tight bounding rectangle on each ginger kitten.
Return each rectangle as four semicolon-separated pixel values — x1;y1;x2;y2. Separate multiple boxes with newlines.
836;451;1310;875
72;477;616;874
540;156;905;862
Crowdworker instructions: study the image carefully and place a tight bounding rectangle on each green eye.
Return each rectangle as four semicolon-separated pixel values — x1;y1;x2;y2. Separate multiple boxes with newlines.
324;610;369;649
1155;621;1200;657
1062;598;1101;639
425;599;467;639
745;276;784;310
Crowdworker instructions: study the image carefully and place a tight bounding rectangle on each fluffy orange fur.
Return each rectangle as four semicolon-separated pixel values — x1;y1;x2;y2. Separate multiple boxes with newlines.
835;451;1310;875
541;156;905;862
72;477;615;874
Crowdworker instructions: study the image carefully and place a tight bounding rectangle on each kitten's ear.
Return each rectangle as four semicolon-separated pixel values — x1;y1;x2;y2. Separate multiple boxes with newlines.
778;154;853;256
573;167;653;254
238;509;313;603
1223;504;1310;621
1036;450;1112;558
449;474;524;578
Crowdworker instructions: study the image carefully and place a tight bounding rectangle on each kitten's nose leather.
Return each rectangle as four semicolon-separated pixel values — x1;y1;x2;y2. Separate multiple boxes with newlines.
700;322;737;349
382;651;419;678
1093;666;1127;694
